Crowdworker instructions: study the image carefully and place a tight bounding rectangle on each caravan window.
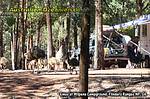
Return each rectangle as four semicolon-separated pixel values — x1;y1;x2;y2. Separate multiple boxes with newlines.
142;24;147;37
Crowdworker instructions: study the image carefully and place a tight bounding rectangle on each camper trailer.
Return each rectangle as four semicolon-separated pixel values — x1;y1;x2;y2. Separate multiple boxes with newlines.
109;14;150;67
71;16;150;68
89;25;131;68
70;25;130;68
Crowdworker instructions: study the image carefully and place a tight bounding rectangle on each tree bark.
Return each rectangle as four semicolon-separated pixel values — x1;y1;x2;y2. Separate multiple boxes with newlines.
79;0;90;98
25;34;33;69
36;21;41;46
74;23;78;49
27;35;33;51
136;0;143;18
65;14;71;59
20;0;27;69
94;0;104;70
46;0;53;59
15;9;20;69
11;25;15;70
26;37;30;50
29;35;33;49
74;17;78;49
135;0;143;37
0;19;3;57
21;5;25;69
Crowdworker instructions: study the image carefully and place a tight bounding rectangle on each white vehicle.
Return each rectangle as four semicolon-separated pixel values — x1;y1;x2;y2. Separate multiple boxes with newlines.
108;14;150;67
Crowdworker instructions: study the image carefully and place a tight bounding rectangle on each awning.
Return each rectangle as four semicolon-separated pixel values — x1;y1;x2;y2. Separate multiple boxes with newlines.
106;14;150;30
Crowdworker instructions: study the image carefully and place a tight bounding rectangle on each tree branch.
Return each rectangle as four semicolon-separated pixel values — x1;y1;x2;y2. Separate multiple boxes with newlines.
142;2;150;11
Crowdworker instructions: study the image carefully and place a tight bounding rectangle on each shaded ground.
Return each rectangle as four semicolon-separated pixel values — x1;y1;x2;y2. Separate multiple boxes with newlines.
0;69;150;99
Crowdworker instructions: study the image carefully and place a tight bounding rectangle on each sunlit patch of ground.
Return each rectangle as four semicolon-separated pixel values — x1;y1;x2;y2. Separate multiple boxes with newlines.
0;68;150;99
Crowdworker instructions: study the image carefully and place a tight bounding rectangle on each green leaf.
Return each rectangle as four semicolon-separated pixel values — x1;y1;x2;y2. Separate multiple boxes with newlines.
5;16;15;26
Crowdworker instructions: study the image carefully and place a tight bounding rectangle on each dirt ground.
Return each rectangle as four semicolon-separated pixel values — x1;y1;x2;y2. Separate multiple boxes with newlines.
0;68;150;99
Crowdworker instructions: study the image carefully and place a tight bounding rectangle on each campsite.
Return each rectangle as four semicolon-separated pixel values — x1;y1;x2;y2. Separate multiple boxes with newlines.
0;0;150;98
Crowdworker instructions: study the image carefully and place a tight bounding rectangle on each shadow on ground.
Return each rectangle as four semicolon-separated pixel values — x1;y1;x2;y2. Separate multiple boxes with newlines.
0;72;150;99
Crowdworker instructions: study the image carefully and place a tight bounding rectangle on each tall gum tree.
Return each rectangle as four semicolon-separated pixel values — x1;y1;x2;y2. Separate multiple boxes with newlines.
20;0;28;69
46;0;53;60
0;19;4;57
94;0;104;70
79;0;90;98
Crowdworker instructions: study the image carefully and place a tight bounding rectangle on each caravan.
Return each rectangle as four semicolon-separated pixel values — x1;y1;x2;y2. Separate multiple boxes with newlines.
108;14;150;68
71;14;150;68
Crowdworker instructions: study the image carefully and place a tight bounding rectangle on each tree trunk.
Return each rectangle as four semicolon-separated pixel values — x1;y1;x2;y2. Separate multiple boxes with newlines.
25;34;33;69
11;25;15;70
94;0;104;70
74;17;78;49
46;0;53;59
65;14;71;59
27;35;33;50
29;35;33;49
36;21;41;46
79;0;90;98
27;36;30;52
135;0;143;37
20;0;26;69
136;0;143;18
73;0;78;49
15;10;20;69
0;19;3;57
